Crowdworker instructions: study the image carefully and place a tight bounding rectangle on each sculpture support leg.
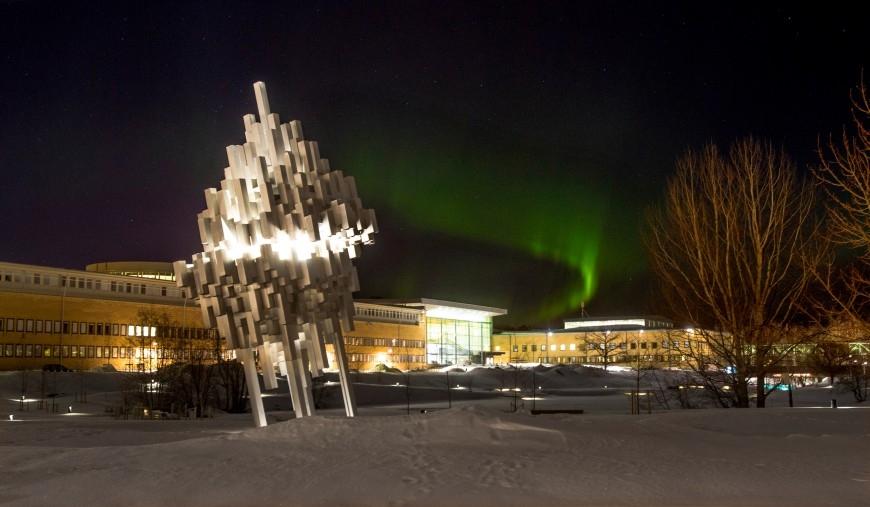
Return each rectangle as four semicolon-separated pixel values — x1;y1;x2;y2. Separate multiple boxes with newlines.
259;343;278;390
281;335;305;419
295;344;316;417
238;348;267;428
332;330;358;417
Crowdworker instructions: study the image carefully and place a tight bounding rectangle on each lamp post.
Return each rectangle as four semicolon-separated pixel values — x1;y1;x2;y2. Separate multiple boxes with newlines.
546;331;552;364
635;331;641;415
864;361;868;401
59;281;66;369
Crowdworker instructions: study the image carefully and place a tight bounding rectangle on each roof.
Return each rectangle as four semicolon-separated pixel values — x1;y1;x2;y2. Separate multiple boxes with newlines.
357;298;507;320
563;315;673;330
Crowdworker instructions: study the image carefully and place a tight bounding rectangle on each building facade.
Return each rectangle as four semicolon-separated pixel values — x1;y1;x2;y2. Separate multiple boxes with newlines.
359;299;507;366
0;261;214;372
0;262;505;372
492;316;708;368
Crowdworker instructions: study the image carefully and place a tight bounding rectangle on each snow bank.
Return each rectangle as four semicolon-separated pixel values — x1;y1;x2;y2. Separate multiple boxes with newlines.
1;404;867;506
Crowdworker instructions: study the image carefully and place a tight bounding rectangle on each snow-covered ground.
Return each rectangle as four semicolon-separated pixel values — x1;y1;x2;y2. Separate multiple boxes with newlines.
1;368;868;506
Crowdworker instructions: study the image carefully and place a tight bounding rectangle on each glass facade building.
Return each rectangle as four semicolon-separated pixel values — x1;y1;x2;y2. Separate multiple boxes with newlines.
425;317;493;365
345;298;507;367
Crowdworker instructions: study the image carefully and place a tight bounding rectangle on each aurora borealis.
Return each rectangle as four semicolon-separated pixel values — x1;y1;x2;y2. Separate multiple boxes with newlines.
337;120;642;324
0;2;865;327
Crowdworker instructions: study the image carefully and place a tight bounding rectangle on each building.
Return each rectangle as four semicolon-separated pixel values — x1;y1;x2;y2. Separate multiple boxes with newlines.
85;261;176;281
492;315;707;368
0;261;506;372
0;261;214;372
358;299;507;366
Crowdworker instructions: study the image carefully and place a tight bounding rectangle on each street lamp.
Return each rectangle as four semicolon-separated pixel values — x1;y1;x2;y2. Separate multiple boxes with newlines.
864;361;868;401
546;331;553;364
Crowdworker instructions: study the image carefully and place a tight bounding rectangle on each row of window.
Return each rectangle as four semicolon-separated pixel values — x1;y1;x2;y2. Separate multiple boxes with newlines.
355;306;420;324
523;355;690;364
0;342;219;361
505;340;701;353
0;268;181;298
347;353;425;364
0;317;214;340
345;336;425;348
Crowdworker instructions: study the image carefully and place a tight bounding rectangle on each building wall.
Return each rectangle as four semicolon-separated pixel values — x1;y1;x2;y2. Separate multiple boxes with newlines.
0;287;432;373
341;317;426;371
0;290;212;372
0;262;499;373
492;329;708;367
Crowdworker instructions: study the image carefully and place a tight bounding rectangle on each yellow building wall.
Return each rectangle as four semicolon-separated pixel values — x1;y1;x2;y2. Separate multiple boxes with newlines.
492;330;706;367
0;290;210;371
0;289;431;372
339;318;426;371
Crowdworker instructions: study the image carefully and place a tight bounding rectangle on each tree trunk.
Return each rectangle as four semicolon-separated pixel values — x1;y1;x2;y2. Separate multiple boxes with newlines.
734;380;750;408
755;374;766;408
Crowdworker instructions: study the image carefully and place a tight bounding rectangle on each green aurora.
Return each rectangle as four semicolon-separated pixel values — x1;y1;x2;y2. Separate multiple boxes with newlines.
335;125;647;324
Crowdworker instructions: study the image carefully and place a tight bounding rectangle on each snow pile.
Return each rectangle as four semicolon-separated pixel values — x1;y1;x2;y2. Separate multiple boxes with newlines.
1;369;868;506
1;404;868;506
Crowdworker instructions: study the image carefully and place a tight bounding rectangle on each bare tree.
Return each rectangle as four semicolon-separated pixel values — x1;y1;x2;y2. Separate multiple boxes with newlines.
813;77;870;332
807;340;851;386
647;138;825;408
816;77;870;258
579;330;623;372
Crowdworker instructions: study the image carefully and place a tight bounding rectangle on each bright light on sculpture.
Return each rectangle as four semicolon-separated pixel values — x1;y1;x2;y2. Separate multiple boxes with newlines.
174;82;377;427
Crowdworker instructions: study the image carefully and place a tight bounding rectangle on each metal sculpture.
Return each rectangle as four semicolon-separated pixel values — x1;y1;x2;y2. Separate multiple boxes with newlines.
174;82;377;427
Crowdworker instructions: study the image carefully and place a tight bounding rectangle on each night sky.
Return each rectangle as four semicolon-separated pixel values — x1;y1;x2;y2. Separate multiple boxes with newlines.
1;2;866;327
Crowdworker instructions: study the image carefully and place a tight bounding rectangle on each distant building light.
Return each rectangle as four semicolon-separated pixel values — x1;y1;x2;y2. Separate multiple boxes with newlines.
564;319;647;329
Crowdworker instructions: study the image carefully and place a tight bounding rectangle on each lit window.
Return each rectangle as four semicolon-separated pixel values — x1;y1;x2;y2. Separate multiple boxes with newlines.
570;343;576;351
560;344;566;351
